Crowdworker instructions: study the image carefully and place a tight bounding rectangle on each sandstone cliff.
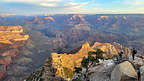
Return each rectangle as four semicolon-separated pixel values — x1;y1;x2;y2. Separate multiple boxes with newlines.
0;26;29;44
51;42;131;80
26;57;66;81
31;16;55;24
0;14;16;17
68;15;86;24
0;25;29;80
67;15;90;31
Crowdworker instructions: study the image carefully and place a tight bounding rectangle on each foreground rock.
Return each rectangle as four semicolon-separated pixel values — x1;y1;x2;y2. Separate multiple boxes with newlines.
71;60;115;81
88;60;115;81
26;58;66;81
111;61;138;81
140;66;144;81
51;42;131;80
129;55;144;70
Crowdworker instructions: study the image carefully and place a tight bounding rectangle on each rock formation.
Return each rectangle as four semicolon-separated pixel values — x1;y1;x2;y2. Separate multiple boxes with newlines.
98;16;109;21
26;57;66;81
88;60;115;81
26;40;144;81
68;14;86;24
0;14;16;17
51;42;131;80
0;26;29;44
31;16;55;24
140;66;144;81
0;25;29;80
111;61;138;81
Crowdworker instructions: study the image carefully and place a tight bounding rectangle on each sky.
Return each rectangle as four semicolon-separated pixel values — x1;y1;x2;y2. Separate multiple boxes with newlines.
0;0;144;15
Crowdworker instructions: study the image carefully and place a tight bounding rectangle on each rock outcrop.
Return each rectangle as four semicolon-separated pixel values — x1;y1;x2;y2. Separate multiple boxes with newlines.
88;60;115;81
0;25;29;80
98;16;109;21
26;58;66;81
0;14;16;17
51;42;131;80
0;26;29;44
31;16;55;24
67;15;90;31
111;61;138;81
140;66;144;81
68;14;86;24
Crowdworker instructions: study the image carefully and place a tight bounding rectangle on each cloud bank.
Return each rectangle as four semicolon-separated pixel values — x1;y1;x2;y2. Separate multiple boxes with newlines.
0;0;144;15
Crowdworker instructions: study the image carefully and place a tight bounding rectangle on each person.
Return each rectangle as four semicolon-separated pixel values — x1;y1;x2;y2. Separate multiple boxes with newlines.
119;51;123;60
138;68;140;81
132;48;137;60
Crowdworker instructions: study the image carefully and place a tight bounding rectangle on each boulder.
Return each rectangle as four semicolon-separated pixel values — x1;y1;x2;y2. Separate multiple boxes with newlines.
89;60;115;81
140;66;144;81
111;61;138;81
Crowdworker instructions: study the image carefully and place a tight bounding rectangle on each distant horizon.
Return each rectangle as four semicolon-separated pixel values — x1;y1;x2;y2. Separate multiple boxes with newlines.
0;0;144;15
1;13;144;16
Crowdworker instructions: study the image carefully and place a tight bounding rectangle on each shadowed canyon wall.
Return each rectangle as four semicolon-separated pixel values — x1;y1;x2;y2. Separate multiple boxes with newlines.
0;26;29;80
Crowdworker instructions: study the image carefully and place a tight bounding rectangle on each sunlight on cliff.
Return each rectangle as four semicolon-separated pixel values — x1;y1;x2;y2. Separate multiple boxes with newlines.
51;42;131;80
0;26;29;44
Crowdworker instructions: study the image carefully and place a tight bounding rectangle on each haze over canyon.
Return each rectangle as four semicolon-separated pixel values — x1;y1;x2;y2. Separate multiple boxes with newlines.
0;14;144;81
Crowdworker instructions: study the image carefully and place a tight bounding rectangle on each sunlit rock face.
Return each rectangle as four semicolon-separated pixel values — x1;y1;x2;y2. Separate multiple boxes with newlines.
0;14;16;17
51;42;131;80
67;15;90;31
68;15;87;24
31;16;55;24
111;61;138;81
0;26;29;80
97;16;110;21
0;26;29;44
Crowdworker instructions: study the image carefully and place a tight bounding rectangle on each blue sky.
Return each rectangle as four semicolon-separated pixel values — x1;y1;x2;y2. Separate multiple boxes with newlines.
0;0;144;15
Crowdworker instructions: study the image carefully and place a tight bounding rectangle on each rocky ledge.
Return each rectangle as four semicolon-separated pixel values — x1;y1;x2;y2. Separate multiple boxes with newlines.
0;25;29;80
0;26;29;44
51;42;131;80
27;42;135;81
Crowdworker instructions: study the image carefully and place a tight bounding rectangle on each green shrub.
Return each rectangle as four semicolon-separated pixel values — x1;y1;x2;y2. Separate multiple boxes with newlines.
74;67;82;73
72;78;82;81
63;67;75;79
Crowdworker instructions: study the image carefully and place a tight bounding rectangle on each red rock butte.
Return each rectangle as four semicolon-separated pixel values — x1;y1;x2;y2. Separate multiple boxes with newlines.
0;26;29;44
0;25;29;80
51;42;131;80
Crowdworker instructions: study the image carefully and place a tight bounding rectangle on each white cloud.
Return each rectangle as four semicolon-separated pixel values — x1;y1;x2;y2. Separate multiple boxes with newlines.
116;0;144;6
64;2;89;9
40;3;57;7
4;0;61;3
123;0;144;6
4;0;39;3
62;6;144;14
4;0;62;7
92;8;144;14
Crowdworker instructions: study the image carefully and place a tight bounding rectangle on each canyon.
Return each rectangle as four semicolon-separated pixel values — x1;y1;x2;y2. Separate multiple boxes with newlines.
51;42;131;80
26;41;144;81
0;14;144;81
0;26;29;81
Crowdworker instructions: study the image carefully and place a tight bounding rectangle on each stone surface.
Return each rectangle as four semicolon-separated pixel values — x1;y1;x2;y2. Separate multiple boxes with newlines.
89;60;115;81
0;25;29;80
111;61;138;81
68;14;87;24
31;16;55;24
51;42;131;80
26;58;66;81
0;26;29;44
129;55;144;70
140;66;144;81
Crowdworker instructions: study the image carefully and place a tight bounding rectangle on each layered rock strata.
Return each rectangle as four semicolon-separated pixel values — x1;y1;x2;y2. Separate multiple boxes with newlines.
0;26;29;80
51;42;131;80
